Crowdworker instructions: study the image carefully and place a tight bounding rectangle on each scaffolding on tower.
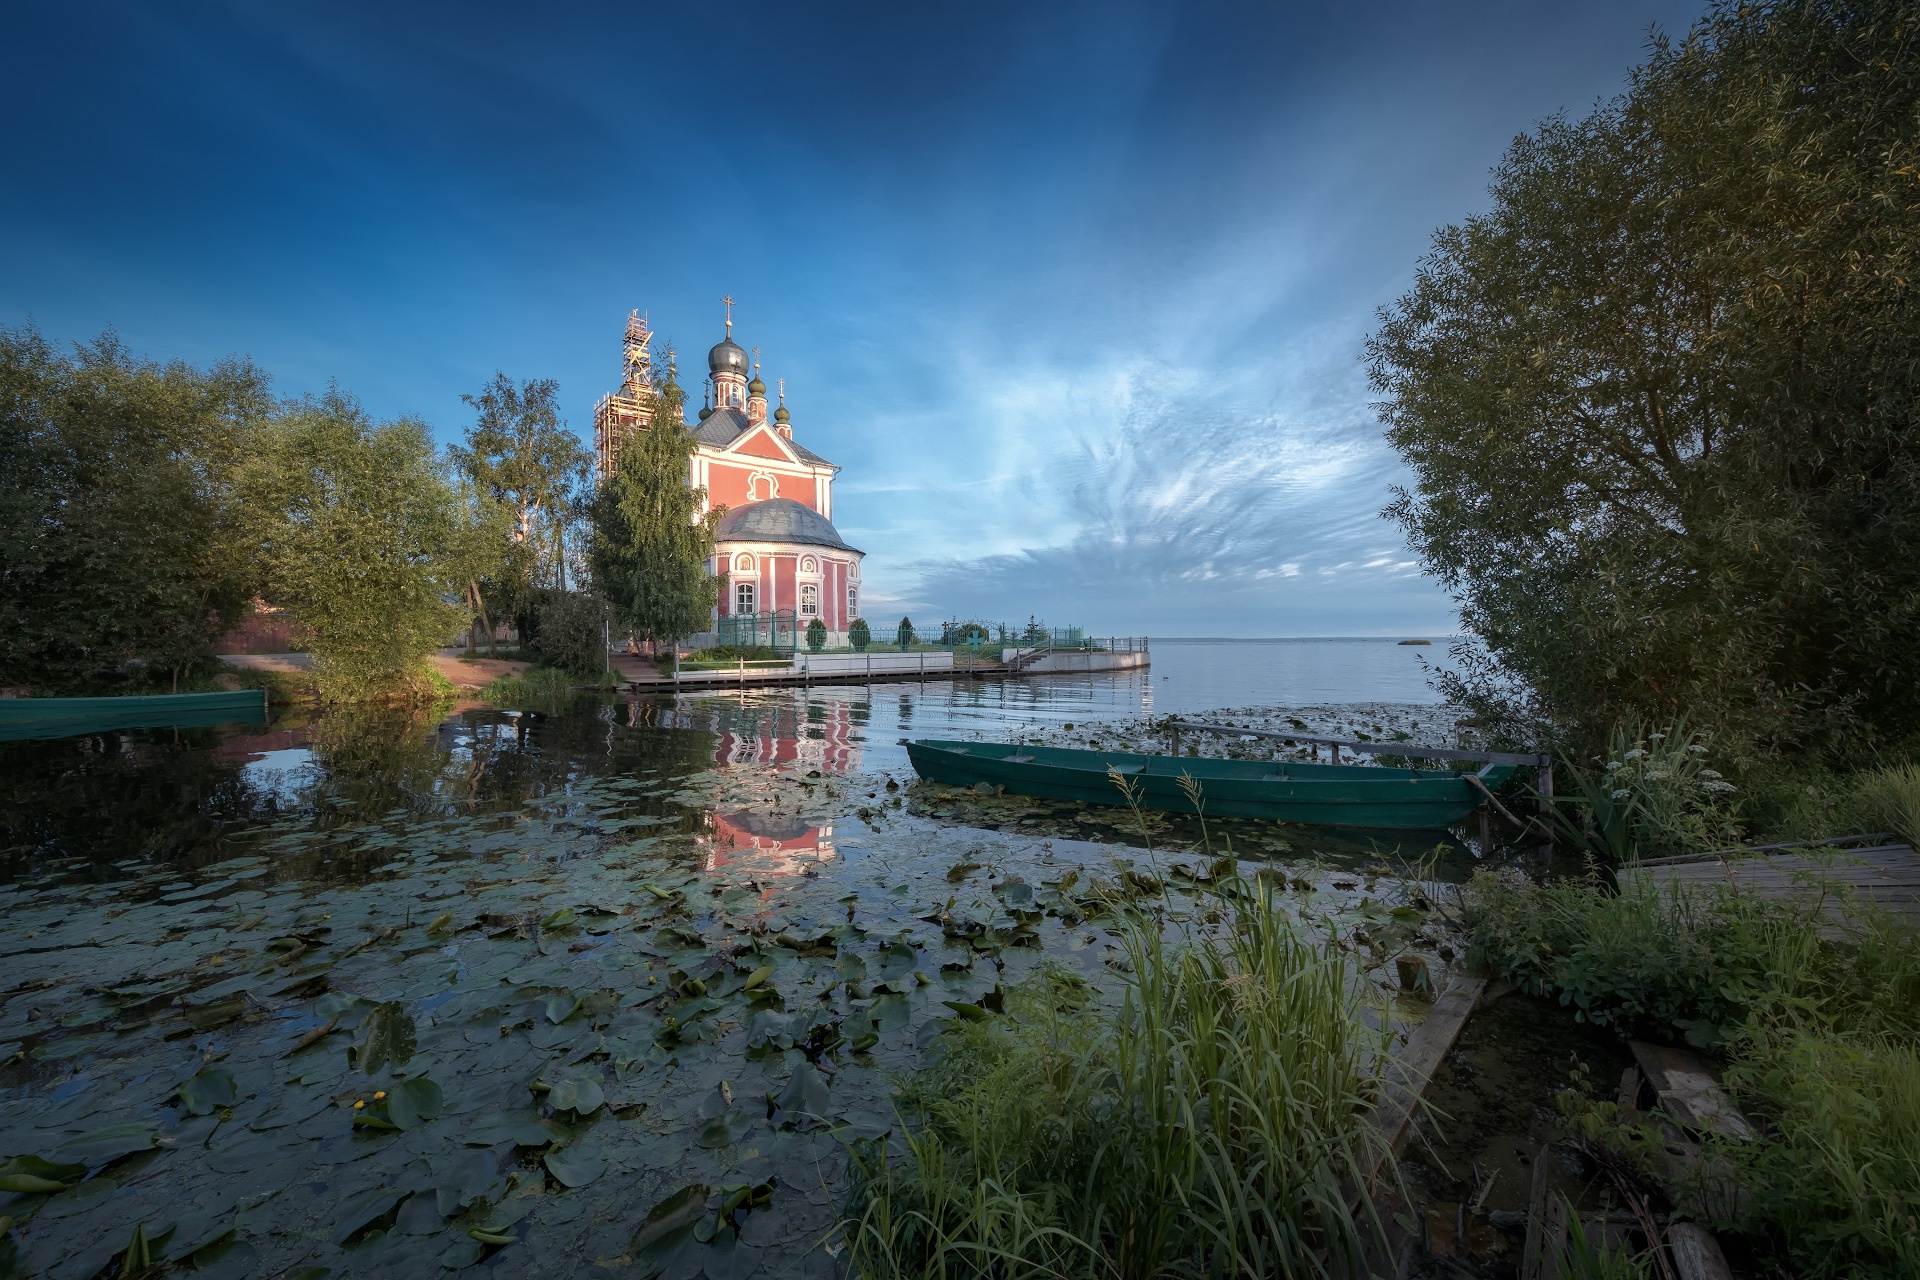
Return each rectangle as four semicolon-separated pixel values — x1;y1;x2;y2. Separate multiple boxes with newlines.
593;310;657;479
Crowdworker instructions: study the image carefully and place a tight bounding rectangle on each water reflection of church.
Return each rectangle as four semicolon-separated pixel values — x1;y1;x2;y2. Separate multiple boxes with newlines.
705;810;834;875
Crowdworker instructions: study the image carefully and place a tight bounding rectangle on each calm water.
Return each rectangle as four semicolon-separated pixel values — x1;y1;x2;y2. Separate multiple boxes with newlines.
0;641;1468;1279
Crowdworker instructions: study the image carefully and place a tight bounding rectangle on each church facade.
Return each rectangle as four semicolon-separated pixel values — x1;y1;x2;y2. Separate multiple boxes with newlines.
593;307;866;642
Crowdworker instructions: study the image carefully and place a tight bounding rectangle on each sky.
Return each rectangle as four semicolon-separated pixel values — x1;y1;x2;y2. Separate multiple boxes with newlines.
1;0;1706;636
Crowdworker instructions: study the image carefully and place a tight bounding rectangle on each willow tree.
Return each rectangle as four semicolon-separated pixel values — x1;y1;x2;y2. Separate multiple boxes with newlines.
1369;0;1920;756
244;392;463;702
589;376;721;645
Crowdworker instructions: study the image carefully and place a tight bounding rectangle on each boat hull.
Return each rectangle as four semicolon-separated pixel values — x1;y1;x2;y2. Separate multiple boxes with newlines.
905;739;1512;830
0;690;269;742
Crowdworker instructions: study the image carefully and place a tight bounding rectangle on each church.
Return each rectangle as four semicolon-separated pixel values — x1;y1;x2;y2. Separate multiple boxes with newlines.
593;306;866;643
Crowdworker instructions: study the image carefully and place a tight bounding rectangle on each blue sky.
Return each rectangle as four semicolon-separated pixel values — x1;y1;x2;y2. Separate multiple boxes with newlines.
2;0;1703;635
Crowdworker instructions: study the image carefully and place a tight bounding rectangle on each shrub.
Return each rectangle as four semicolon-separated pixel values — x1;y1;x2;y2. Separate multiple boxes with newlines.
806;617;827;652
841;886;1390;1278
849;617;870;651
895;616;914;648
1857;764;1920;849
527;589;607;676
1548;719;1741;862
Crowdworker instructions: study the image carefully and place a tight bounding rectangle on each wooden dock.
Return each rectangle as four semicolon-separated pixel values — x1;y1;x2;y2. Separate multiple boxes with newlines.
1620;838;1920;930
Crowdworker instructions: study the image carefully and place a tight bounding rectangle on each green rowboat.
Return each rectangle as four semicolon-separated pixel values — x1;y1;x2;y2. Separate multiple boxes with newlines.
0;689;269;742
905;738;1515;830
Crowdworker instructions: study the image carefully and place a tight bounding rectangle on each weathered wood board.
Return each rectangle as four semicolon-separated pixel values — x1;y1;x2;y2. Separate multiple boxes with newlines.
1619;843;1920;931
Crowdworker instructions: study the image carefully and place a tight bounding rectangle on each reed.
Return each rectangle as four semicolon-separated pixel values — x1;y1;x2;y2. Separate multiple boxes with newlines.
839;886;1391;1279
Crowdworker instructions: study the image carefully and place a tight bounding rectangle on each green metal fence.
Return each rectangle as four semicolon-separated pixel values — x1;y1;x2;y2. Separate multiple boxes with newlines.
716;610;798;653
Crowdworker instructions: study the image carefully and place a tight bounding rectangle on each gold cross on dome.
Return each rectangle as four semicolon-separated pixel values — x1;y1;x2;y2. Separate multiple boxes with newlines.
752;347;760;372
722;294;734;333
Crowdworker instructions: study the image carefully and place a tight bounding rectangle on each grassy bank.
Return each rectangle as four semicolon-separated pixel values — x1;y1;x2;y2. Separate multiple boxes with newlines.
840;886;1390;1279
1462;868;1920;1276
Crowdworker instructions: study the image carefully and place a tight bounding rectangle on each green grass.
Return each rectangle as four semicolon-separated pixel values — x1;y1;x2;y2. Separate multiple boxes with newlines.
480;666;589;707
839;885;1391;1279
1462;867;1920;1276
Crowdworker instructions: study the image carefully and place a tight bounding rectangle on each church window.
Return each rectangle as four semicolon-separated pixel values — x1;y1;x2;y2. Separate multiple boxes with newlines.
800;556;816;573
735;582;756;614
734;553;754;572
799;583;818;617
847;586;859;618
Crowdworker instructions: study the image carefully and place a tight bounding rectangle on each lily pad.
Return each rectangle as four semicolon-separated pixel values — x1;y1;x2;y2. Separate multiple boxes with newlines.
0;1153;87;1193
358;1001;416;1074
546;1074;604;1116
52;1121;158;1166
386;1077;445;1131
773;1061;830;1129
542;1144;606;1189
178;1067;239;1116
630;1183;711;1262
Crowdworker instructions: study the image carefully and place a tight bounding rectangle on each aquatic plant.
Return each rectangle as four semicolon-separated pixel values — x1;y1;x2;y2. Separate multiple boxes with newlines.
839;885;1391;1279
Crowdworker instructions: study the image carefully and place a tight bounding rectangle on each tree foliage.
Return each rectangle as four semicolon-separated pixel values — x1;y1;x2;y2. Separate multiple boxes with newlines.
243;392;462;702
589;375;721;643
449;374;592;628
1370;0;1920;755
0;326;270;692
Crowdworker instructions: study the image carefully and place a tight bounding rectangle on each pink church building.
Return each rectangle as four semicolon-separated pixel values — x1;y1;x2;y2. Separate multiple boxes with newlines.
593;307;865;642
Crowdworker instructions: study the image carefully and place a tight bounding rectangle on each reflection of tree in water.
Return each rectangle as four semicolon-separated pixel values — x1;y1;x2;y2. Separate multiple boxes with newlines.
306;700;721;825
0;700;726;884
0;728;283;880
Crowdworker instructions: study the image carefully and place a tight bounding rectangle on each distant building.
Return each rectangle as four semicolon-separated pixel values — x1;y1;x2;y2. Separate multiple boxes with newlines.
594;304;866;641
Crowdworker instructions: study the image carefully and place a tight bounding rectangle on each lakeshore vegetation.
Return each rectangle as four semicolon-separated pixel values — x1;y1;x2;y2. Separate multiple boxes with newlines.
0;331;714;700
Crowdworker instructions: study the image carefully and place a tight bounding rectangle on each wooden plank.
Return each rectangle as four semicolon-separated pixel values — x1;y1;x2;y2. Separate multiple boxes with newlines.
1360;975;1487;1186
1666;1222;1735;1280
1520;1143;1555;1280
1628;1042;1755;1141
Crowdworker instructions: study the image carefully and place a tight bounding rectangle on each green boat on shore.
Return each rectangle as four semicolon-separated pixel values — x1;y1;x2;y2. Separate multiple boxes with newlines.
905;738;1516;830
0;689;269;742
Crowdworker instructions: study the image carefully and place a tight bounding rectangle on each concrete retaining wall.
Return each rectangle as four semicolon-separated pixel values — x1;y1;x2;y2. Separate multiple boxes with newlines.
1004;648;1150;674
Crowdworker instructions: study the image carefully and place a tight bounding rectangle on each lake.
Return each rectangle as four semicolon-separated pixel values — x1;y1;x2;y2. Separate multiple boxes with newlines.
0;641;1469;1279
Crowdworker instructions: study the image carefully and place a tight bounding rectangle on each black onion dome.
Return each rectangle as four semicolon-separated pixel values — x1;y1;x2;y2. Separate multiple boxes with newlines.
708;336;750;376
716;498;860;552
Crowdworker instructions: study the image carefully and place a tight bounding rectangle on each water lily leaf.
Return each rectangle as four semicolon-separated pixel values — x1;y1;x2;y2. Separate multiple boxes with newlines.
386;1077;445;1131
544;993;581;1025
547;1075;604;1116
426;912;454;938
358;1001;416;1074
332;1186;406;1244
178;1067;239;1116
870;993;911;1031
464;1110;568;1149
52;1121;157;1166
630;1183;711;1260
773;1061;830;1129
878;943;917;983
542;1144;606;1188
0;1154;87;1193
743;966;774;991
315;992;360;1022
696;1109;753;1149
540;907;577;930
941;1000;989;1021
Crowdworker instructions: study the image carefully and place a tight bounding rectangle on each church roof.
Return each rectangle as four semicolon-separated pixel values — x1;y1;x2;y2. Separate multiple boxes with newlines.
687;408;834;467
715;498;862;554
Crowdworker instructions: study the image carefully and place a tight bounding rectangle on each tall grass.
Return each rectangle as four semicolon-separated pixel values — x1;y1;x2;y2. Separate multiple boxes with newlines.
840;888;1391;1279
1857;763;1920;849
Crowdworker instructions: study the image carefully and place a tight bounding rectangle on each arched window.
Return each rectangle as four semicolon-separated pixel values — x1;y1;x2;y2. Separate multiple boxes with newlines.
799;583;819;617
734;553;754;572
800;556;817;574
735;582;756;615
847;585;859;618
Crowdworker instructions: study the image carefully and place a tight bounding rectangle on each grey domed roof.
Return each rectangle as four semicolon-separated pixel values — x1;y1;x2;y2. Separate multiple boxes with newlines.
708;336;750;376
715;497;861;553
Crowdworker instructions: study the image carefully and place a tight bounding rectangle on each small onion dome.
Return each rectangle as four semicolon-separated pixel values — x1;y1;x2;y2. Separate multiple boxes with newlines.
708;337;749;376
748;374;766;395
698;404;713;420
773;404;790;423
